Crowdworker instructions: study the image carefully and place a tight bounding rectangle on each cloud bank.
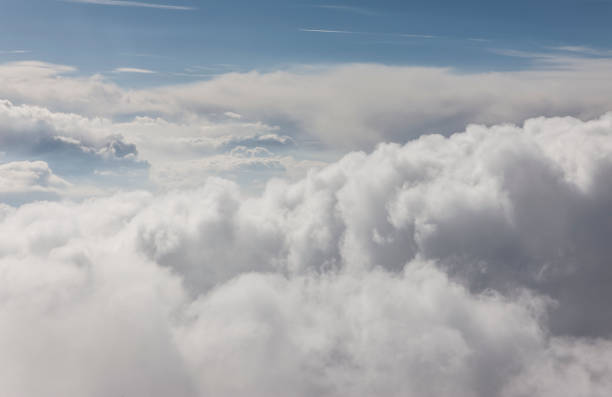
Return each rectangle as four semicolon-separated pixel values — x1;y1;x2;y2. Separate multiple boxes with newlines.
1;113;612;396
3;59;612;151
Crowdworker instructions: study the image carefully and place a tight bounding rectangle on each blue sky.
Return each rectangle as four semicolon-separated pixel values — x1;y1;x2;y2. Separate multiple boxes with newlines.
2;0;612;85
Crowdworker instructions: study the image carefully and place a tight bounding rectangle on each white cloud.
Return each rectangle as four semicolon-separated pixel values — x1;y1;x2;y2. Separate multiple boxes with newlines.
0;98;308;191
0;100;147;183
1;113;612;396
224;111;242;119
0;160;70;191
0;61;122;115
2;53;612;395
0;161;71;204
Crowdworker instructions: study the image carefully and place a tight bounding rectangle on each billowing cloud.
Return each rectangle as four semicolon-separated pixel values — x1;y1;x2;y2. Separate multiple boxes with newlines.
1;113;612;396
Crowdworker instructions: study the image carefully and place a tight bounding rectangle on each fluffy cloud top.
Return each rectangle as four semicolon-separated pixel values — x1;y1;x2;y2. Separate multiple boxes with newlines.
1;113;612;396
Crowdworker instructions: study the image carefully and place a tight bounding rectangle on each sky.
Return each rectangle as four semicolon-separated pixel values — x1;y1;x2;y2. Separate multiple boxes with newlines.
2;1;612;397
2;0;612;84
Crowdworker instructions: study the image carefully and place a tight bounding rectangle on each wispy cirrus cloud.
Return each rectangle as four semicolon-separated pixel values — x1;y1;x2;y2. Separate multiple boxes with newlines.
314;4;379;16
299;28;435;39
63;0;195;10
113;67;156;74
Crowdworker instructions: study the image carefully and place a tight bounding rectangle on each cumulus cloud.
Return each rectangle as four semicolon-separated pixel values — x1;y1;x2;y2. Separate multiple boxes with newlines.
0;160;71;204
113;67;156;74
0;99;148;190
0;92;320;190
0;96;314;191
1;113;612;396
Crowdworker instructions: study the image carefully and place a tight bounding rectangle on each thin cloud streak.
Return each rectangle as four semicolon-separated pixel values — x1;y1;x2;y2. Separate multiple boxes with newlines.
113;67;156;74
64;0;195;10
299;28;435;39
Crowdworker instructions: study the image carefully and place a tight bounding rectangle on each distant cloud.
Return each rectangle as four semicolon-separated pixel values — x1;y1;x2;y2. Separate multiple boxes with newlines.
113;67;156;74
64;0;195;10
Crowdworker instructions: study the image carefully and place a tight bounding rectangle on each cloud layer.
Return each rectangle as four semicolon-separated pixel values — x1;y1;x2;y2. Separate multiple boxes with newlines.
1;112;612;396
3;59;612;151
